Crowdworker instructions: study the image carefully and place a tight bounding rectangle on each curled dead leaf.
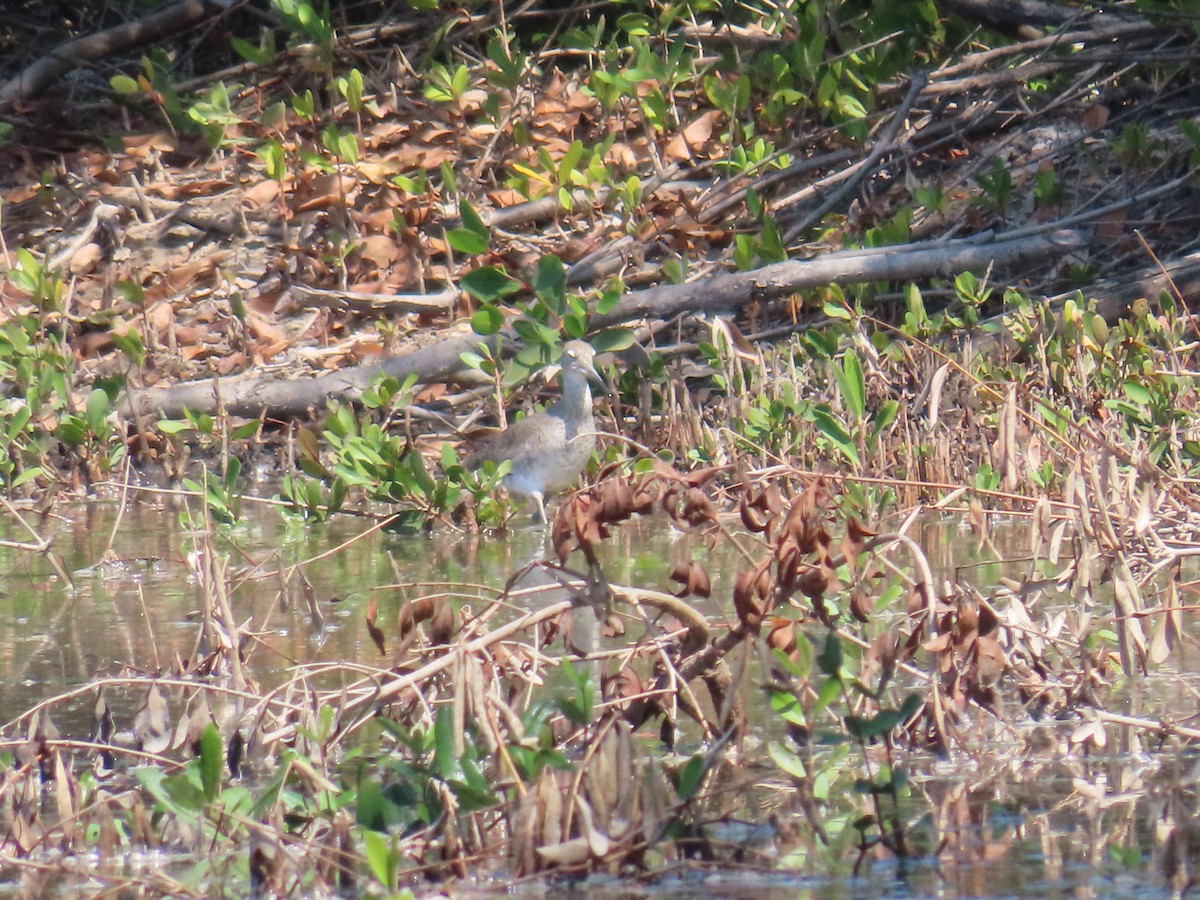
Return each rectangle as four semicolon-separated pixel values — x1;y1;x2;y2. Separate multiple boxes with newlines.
766;617;796;656
670;560;712;599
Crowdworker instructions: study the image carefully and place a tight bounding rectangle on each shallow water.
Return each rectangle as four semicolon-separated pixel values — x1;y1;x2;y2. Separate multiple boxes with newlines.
0;496;1189;897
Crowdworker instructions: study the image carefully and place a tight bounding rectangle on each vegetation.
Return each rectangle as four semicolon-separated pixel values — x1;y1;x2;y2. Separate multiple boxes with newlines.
1;0;1200;894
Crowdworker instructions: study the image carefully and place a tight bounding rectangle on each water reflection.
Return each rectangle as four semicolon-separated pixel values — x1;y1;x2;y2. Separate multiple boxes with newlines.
0;498;1191;897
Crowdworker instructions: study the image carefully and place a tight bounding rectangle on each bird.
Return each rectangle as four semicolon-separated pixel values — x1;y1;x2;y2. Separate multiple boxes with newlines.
465;340;601;524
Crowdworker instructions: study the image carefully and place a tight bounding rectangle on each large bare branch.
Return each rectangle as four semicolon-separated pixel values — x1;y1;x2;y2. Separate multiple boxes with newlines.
590;229;1082;329
0;0;226;106
130;230;1082;421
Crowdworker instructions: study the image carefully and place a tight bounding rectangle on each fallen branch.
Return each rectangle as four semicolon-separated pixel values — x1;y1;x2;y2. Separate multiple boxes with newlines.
129;230;1083;420
0;0;228;106
590;229;1083;329
287;284;458;315
131;330;501;420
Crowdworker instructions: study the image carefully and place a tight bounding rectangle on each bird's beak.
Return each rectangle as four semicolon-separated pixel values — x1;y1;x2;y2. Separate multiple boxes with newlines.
585;357;604;389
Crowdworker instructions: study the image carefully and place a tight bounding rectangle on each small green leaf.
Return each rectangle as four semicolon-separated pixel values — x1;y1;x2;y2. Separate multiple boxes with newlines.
447;228;488;255
362;828;392;887
814;676;842;714
471;304;504;335
110;74;140;95
1122;379;1152;405
591;328;636;353
872;399;900;436
199;722;222;803
85;388;110;436
810;407;860;466
434;707;463;782
461;266;521;302
459;198;488;239
834;350;866;421
532;254;566;304
231;37;274;66
676;754;706;800
817;632;843;677
768;741;808;779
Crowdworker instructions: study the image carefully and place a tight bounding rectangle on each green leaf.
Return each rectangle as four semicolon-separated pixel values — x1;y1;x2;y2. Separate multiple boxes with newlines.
231;37;274;66
769;686;807;725
558;140;584;180
55;418;86;447
574;270;612;311
813;676;842;714
110;74;140;95
157;419;191;435
11;467;43;489
532;254;566;305
111;329;146;366
817;632;843;677
357;778;387;831
199;722;222;803
459;198;488;238
768;741;807;779
362;828;392;887
1122;379;1152;405
447;227;488;255
433;706;463;781
451;64;470;99
897;692;924;723
230;421;261;441
471;304;504;335
872;399;900;436
461;266;521;302
85;388;110;437
676;754;706;800
810;407;860;466
834;351;866;421
591;328;636;353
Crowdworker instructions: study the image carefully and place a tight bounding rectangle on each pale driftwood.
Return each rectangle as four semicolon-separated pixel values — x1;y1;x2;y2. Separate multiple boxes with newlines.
0;0;225;106
130;230;1083;421
287;284;458;315
590;229;1083;329
132;332;501;420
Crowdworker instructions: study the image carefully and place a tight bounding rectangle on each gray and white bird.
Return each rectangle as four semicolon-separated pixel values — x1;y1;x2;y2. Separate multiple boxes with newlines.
465;340;601;523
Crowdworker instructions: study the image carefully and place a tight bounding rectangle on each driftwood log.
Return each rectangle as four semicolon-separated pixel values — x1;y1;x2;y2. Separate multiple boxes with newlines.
0;1;227;106
131;229;1082;420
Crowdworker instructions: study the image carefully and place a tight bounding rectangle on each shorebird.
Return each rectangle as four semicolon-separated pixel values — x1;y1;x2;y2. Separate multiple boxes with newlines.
465;340;601;524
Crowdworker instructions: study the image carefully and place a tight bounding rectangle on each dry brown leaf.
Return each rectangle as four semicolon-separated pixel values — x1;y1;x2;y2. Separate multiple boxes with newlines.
162;252;229;295
295;173;358;212
359;234;399;268
165;178;233;199
1080;103;1110;131
366;594;386;654
664;110;722;162
243;180;280;209
122;132;179;158
1094;208;1128;243
69;242;104;274
134;684;171;754
356;159;404;184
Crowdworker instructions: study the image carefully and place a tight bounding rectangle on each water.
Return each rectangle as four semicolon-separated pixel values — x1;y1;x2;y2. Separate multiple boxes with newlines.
0;495;1189;897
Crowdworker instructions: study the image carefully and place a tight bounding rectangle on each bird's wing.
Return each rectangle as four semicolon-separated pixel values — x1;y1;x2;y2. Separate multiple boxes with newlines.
464;412;567;468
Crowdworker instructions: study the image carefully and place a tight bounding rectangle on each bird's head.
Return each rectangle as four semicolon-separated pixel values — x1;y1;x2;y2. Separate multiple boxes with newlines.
559;340;602;387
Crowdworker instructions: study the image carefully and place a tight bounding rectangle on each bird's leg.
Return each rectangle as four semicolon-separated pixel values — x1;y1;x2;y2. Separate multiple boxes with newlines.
532;492;548;525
